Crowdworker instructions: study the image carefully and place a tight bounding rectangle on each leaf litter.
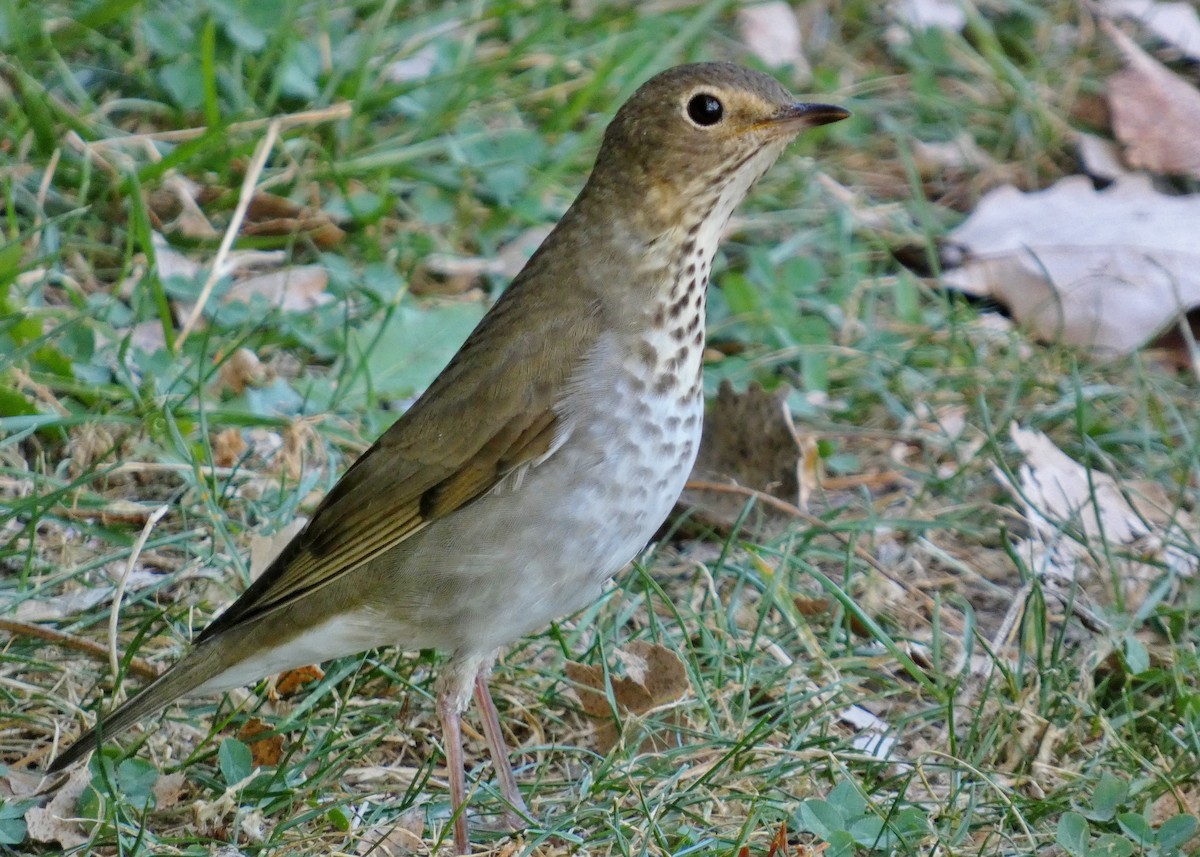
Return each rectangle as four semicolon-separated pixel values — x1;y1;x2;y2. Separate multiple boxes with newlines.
564;640;691;754
941;175;1200;359
1104;20;1200;179
6;5;1200;855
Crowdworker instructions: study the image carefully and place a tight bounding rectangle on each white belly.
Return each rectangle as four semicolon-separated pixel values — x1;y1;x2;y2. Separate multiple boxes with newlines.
195;330;705;690
371;329;705;655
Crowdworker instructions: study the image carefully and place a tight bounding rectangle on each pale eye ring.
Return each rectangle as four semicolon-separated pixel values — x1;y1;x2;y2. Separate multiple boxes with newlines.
686;93;724;126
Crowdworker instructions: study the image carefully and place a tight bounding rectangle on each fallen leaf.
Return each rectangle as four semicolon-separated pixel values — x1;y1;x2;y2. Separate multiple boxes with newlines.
274;664;324;696
49;498;166;526
385;43;440;83
354;808;425;855
222;265;333;312
887;0;967;43
126;320;168;353
240;217;345;250
153;231;202;281
152;771;187;809
15;569;165;621
891;402;984;479
1105;21;1200;179
913;132;999;175
1075;132;1130;181
941;174;1200;356
25;766;90;849
736;2;811;81
839;704;896;760
565;640;691;753
1145;306;1200;368
190;189;345;249
212;427;248;468
151;175;218;239
237;718;284;767
216;347;270;395
793;595;831;617
678;381;817;536
998;424;1197;589
1102;0;1200;61
766;820;789;857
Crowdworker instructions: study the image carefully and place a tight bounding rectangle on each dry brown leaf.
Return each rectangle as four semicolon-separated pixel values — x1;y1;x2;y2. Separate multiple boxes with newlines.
354;808;425;855
942;175;1200;356
212;427;248;468
190;189;345;249
274;663;324;696
222;265;332;312
237;718;284;767
1102;0;1200;61
150;175;218;238
152;771;187;809
736;2;811;81
244;191;305;220
999;424;1196;589
25;766;90;849
793;594;832;617
1105;21;1200;178
678;381;816;536
240;217;346;250
564;640;691;753
216;347;270;396
146;231;290;311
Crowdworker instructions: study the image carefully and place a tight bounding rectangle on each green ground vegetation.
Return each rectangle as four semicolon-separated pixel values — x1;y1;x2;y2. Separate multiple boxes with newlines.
1;1;1198;855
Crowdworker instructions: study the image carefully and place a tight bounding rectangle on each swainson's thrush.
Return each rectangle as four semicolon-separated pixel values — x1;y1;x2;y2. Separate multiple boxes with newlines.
48;62;847;853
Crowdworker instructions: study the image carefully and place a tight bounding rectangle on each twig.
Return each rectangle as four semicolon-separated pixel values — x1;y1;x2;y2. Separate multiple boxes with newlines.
685;479;815;523
30;147;61;255
109;504;170;682
175;119;280;350
108;460;257;479
0;619;159;681
85;103;351;149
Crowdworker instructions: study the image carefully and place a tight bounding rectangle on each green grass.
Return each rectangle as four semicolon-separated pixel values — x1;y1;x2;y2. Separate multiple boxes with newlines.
3;1;1199;855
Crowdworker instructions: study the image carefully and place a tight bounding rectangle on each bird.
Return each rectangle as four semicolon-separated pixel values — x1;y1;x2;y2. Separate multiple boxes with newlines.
47;62;848;853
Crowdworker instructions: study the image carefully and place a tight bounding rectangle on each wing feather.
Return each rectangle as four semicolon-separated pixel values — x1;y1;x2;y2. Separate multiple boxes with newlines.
194;227;604;645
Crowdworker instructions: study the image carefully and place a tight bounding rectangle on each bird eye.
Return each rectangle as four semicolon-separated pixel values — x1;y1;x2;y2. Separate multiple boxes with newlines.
686;93;724;127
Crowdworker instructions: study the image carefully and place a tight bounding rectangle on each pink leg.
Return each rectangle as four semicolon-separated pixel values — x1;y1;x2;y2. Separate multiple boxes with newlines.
436;688;471;855
473;672;531;828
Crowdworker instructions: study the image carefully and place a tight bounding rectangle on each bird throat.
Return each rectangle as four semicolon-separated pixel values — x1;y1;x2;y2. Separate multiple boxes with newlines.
653;138;786;331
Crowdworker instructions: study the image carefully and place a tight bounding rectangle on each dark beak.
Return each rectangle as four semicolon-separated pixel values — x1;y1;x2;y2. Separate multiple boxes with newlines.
774;102;851;129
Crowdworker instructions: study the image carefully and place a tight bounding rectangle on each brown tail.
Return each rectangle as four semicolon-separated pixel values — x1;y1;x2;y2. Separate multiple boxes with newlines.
48;642;228;773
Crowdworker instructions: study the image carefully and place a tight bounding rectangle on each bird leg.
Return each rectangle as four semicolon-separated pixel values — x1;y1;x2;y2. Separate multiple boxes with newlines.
435;686;471;855
473;671;531;829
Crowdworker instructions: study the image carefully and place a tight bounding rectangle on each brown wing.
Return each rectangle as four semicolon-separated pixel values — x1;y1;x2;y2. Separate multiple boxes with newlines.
195;251;603;644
